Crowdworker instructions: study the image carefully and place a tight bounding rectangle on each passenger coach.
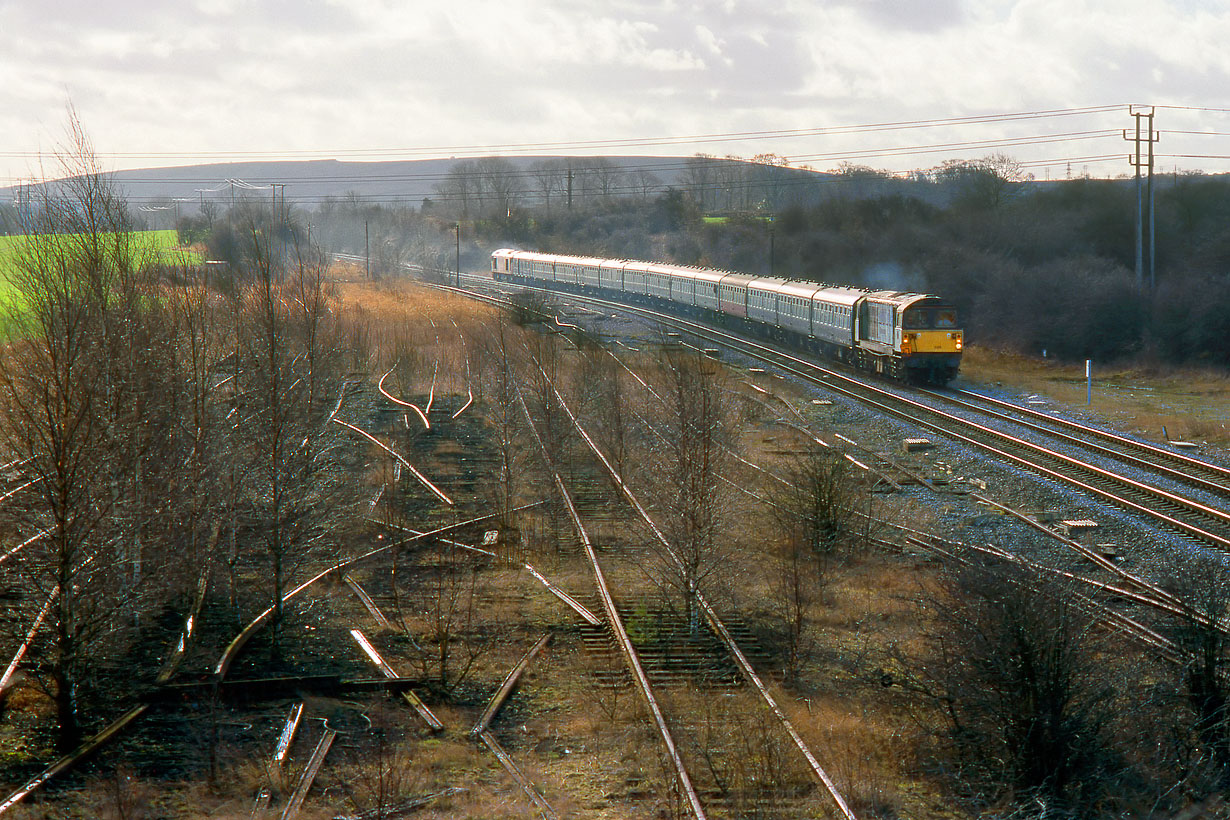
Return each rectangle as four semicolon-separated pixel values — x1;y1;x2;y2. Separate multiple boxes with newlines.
490;249;962;384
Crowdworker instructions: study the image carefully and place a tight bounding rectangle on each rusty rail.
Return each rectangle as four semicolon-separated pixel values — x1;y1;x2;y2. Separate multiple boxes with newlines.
343;575;391;629
475;730;558;820
372;517;601;627
536;362;858;820
349;629;443;732
472;634;551;736
332;417;452;505
280;726;336;820
216;509;511;681
515;383;709;820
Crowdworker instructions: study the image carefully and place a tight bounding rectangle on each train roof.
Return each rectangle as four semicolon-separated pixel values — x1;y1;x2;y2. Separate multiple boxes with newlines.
491;251;951;310
863;290;949;308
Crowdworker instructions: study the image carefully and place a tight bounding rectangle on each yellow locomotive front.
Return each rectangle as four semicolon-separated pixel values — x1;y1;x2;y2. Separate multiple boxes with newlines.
899;298;963;383
855;293;963;383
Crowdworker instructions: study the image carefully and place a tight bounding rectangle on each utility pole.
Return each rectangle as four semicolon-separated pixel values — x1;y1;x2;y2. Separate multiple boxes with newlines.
769;221;775;277
365;220;370;280
1147;108;1156;291
1124;106;1159;291
566;160;574;210
454;222;460;286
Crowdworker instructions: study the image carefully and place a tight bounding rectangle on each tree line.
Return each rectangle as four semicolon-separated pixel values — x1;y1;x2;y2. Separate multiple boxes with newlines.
451;157;1230;368
0;124;366;753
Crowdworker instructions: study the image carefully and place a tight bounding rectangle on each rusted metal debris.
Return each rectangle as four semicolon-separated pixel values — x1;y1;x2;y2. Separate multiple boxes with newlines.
279;726;336;820
471;633;551;736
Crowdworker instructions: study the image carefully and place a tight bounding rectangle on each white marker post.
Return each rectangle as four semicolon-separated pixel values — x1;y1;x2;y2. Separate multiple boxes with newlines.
1086;359;1092;406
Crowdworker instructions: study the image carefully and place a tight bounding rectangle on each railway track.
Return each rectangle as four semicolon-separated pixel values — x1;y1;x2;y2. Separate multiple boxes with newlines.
519;345;860;819
512;374;711;820
451;271;1230;552
936;386;1230;498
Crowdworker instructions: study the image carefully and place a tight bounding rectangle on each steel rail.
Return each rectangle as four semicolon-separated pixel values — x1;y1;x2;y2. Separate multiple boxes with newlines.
531;358;858;820
214;509;512;680
448;276;1230;635
371;516;602;626
950;387;1230;485
377;365;431;428
447;317;475;419
343;575;391;629
596;324;1202;663
926;387;1230;498
251;702;305;815
471;633;552;736
0;587;57;697
348;628;444;731
280;726;336;820
485;281;1230;549
332;417;453;505
0;706;150;815
475;730;559;820
514;382;709;820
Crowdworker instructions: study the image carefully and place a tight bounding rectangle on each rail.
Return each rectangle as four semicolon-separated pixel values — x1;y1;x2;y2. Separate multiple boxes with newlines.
530;357;858;820
514;381;709;820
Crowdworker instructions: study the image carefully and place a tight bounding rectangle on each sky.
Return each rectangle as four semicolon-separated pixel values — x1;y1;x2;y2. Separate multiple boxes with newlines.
3;0;1229;187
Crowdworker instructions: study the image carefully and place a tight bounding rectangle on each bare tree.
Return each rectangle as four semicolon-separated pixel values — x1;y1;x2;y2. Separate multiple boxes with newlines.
433;160;480;220
582;157;624;203
529;158;568;213
1162;553;1230;785
649;349;733;632
629;168;663;202
476;156;519;219
479;319;526;526
766;448;857;682
233;226;358;658
904;559;1119;814
682;154;716;212
0;113;181;749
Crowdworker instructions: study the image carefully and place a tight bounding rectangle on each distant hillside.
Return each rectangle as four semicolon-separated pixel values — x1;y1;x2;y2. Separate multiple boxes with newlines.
0;156;691;212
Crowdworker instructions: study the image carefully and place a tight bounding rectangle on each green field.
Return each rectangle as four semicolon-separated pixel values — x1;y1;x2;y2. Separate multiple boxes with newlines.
0;230;200;327
0;229;199;283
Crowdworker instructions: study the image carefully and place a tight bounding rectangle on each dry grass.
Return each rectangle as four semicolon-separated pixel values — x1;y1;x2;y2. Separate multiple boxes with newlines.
962;345;1230;447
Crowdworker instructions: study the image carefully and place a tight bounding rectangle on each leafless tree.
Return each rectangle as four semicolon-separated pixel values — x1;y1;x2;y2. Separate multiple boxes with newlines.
629;168;663;202
529;158;568;213
0;113;183;749
766;448;857;682
232;226;358;658
648;349;733;632
478;319;526;526
904;559;1119;814
581;157;624;203
1162;553;1230;786
476;156;519;219
433;160;480;220
681;154;716;212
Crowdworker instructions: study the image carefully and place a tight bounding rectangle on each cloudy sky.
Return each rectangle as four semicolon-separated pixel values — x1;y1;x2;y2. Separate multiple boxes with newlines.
3;0;1229;185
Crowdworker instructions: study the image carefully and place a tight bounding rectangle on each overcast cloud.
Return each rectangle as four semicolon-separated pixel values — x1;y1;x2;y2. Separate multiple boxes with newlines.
2;0;1229;183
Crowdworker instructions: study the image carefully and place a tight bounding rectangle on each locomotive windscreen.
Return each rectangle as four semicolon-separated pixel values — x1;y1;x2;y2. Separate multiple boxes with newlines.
903;307;958;329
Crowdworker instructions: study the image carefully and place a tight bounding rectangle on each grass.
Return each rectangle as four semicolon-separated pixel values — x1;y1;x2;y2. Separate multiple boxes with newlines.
0;229;198;277
960;345;1230;447
0;230;203;341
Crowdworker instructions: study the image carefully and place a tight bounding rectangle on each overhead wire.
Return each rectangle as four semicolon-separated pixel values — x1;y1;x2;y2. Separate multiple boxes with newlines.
0;104;1127;162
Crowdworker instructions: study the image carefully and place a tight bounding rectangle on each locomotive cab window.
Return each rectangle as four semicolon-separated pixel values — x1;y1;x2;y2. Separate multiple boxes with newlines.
903;308;959;329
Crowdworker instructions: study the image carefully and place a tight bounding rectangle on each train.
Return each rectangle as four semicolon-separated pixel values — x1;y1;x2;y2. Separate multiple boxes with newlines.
490;249;963;384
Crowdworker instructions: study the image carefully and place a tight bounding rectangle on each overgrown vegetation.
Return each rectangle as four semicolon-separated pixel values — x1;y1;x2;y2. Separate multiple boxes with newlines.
5;127;1230;818
406;154;1230;368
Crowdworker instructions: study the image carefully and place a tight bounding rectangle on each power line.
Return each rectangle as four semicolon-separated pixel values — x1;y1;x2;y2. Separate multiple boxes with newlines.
0;104;1126;161
0;129;1127;189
